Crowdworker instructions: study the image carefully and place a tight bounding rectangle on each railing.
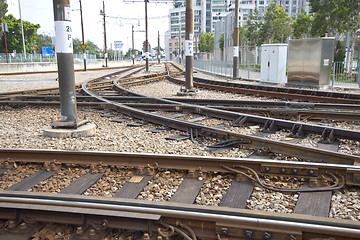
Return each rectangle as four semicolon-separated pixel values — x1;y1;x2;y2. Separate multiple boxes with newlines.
332;61;360;87
0;53;97;64
193;59;360;88
193;59;261;80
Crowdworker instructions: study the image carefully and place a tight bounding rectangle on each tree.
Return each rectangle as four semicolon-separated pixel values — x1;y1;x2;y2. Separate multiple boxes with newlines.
72;38;83;54
219;33;224;52
84;40;102;58
198;31;214;53
259;2;291;43
33;34;53;53
244;7;263;48
0;14;40;53
291;7;312;39
0;0;7;19
309;0;351;37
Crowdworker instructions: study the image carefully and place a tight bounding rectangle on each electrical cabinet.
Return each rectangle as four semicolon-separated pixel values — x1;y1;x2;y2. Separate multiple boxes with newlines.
287;38;335;88
260;44;288;84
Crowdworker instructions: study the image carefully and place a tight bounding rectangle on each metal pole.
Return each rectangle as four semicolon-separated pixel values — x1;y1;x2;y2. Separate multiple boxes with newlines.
79;0;86;71
145;0;149;71
185;0;194;91
18;0;26;59
233;0;239;79
158;30;160;63
132;25;135;65
179;15;181;64
2;23;9;63
357;43;360;88
103;1;108;67
52;0;77;126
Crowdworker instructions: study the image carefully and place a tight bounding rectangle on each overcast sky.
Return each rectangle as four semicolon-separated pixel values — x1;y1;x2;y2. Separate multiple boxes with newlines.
13;0;172;52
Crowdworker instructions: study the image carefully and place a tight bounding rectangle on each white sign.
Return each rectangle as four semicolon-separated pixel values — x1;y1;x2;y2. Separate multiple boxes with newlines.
185;40;193;56
233;46;239;57
54;21;73;53
1;22;8;32
189;33;194;40
64;7;71;21
323;58;330;66
145;52;149;59
114;41;123;50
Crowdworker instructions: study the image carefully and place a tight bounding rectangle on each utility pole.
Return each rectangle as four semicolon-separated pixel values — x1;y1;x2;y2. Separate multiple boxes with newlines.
178;17;181;64
233;0;239;79
145;0;149;71
132;25;135;65
79;0;86;71
157;30;160;63
52;0;77;127
102;1;108;67
18;0;26;59
184;0;194;91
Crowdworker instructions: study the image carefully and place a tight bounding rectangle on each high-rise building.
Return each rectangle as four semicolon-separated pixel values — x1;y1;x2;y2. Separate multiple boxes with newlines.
165;0;309;60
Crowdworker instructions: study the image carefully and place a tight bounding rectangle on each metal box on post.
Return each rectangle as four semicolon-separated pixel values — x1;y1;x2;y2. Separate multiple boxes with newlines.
287;38;335;88
260;44;288;84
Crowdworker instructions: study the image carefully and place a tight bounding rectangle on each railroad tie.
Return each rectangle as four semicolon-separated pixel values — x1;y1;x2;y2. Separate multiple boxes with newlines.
113;175;154;199
169;178;205;204
7;170;57;191
60;173;104;195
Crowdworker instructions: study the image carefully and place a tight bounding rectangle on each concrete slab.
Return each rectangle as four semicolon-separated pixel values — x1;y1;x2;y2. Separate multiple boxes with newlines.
43;123;96;138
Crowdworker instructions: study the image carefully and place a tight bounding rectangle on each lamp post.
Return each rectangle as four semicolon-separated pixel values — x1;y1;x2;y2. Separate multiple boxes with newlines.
18;0;26;59
79;0;86;71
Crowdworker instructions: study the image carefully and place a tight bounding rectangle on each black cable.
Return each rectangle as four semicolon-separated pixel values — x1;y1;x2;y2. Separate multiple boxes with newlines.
222;165;345;193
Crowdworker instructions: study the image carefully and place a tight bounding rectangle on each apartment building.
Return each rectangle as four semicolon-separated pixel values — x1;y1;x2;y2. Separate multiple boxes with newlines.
165;0;309;60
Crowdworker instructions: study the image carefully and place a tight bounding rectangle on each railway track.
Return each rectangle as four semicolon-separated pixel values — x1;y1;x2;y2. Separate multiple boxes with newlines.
168;63;360;104
1;96;360;121
75;63;360;167
0;148;359;239
0;63;360;239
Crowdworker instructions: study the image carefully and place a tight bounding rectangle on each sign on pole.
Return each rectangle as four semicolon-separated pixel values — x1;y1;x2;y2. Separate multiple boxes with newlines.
81;44;86;50
1;23;8;32
42;47;54;57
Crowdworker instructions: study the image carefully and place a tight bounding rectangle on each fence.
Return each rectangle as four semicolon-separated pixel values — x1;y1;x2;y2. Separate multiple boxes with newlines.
332;61;360;87
0;53;97;64
193;59;261;80
193;59;360;88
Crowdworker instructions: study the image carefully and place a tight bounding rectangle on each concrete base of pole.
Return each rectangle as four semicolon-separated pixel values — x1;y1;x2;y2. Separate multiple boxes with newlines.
43;123;96;138
177;88;196;96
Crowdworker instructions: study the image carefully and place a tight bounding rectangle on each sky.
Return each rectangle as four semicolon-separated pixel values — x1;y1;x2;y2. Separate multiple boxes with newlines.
11;0;172;52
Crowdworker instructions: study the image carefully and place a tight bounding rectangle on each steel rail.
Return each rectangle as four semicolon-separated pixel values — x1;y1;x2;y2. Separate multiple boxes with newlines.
1;148;359;179
0;65;144;98
0;64;142;76
0;191;360;238
111;72;360;143
170;62;360;104
3;95;360;111
2;99;360;121
81;79;360;166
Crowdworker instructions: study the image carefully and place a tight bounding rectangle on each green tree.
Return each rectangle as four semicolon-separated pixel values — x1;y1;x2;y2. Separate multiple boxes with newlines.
259;2;291;43
219;33;224;52
291;7;312;39
33;34;53;53
244;7;263;48
309;0;351;37
0;0;7;19
198;31;214;53
87;41;102;57
0;14;40;53
72;38;83;54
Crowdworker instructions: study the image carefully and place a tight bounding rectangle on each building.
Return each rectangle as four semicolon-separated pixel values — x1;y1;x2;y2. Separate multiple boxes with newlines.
165;0;309;60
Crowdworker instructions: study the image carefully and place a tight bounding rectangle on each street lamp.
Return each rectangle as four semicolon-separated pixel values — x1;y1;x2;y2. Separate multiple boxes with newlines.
18;0;26;59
